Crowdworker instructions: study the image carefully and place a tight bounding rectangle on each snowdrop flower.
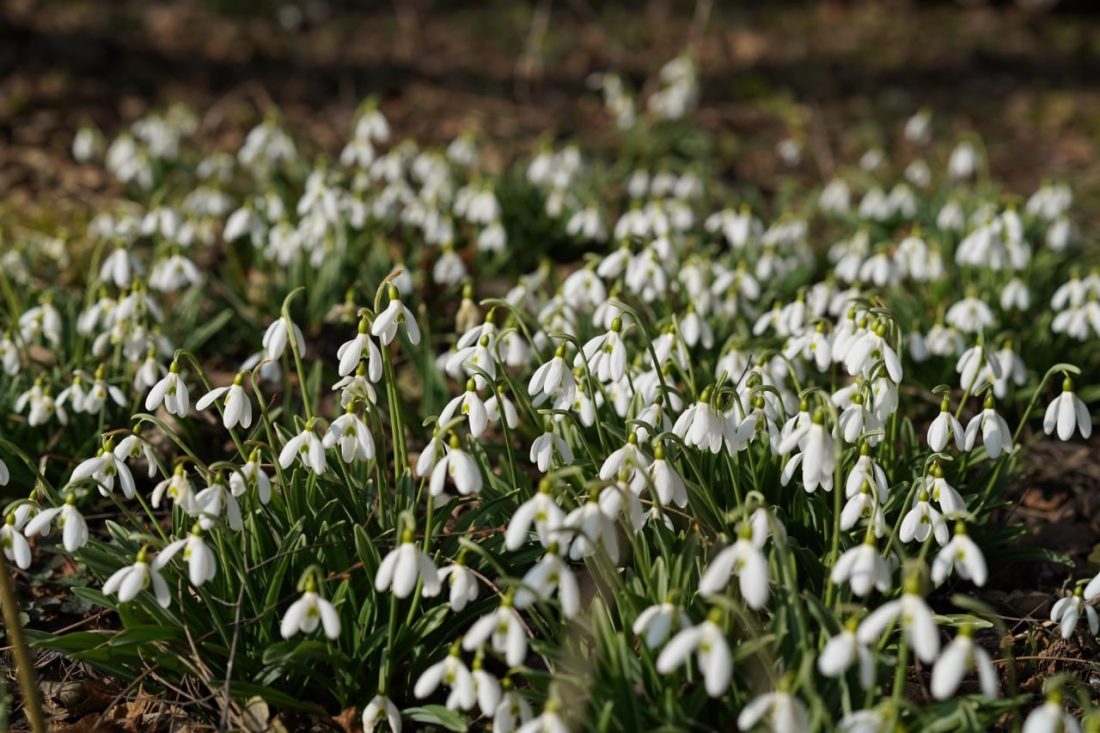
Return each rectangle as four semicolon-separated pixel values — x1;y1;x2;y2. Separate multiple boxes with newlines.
561;493;619;563
16;379;67;426
195;373;252;429
516;699;569;733
818;622;875;688
463;595;528;666
779;411;836;493
1043;376;1092;441
157;525;217;586
438;558;479;612
22;494;88;553
1023;693;1081;733
230;449;273;504
964;393;1014;459
372;286;420;346
648;444;688;507
485;386;519;430
930;624;998;700
857;579;940;663
899;489;949;545
262;315;306;361
279;420;327;475
1;514;32;569
152;465;197;512
530;425;573;473
831;534;892;597
575;318;627;383
376;530;441;599
737;688;809;732
102;547;171;608
146;361;190;417
430;436;482;496
528;345;575;403
280;578;341;640
1001;278;1031;311
927;396;966;452
415;646;476;711
19;301;62;346
338;317;384;379
838;709;890;733
505;481;566;550
84;367;128;414
698;524;770;609
1050;586;1097;640
931;523;987;586
924;462;966;517
324;406;375;464
69;441;136;499
495;679;534;733
946;296;995;334
361;693;401;733
656;609;732;697
193;474;243;531
948;140;979;180
439;380;488;438
514;545;580;618
633;600;692;648
673;390;729;454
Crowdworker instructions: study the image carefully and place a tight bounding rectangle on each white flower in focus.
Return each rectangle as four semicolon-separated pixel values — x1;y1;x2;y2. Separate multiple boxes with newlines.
817;624;875;689
830;536;892;597
146;362;190;417
376;531;441;599
324;408;375;464
102;548;171;608
22;495;88;553
156;526;217;586
279;421;327;475
280;583;341;640
655;610;732;698
372;286;421;346
857;583;940;664
463;597;528;667
438;560;479;612
698;525;770;609
195;373;252;429
1050;588;1098;640
1;515;32;569
262;315;306;361
1043;376;1091;441
931;523;987;587
927;396;965;452
361;693;401;733
963;395;1014;459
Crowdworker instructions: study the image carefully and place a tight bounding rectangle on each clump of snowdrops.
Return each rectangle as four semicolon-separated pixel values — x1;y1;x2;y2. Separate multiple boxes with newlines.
2;55;1100;732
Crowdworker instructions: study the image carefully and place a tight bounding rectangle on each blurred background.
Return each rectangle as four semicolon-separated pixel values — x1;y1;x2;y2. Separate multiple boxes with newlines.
4;0;1100;223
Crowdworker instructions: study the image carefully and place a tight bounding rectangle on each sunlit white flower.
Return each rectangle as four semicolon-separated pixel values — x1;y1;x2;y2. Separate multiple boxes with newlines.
831;536;892;597
430;437;482;496
931;523;987;586
1;515;32;569
279;421;327;475
857;583;940;663
157;526;217;586
324;408;375;464
262;315;306;361
438;560;479;612
361;693;401;733
195;373;252;429
280;583;341;640
415;649;477;711
146;361;190;417
372;286;421;345
818;624;875;688
964;395;1014;459
1050;588;1097;640
927;396;966;452
102;548;171;607
376;532;441;599
69;443;136;499
899;490;949;545
656;610;732;697
514;545;580;618
931;625;998;700
698;525;769;609
494;681;534;733
530;427;573;472
1022;694;1082;733
506;482;566;550
1043;376;1091;441
463;597;528;666
738;689;809;732
22;494;88;553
